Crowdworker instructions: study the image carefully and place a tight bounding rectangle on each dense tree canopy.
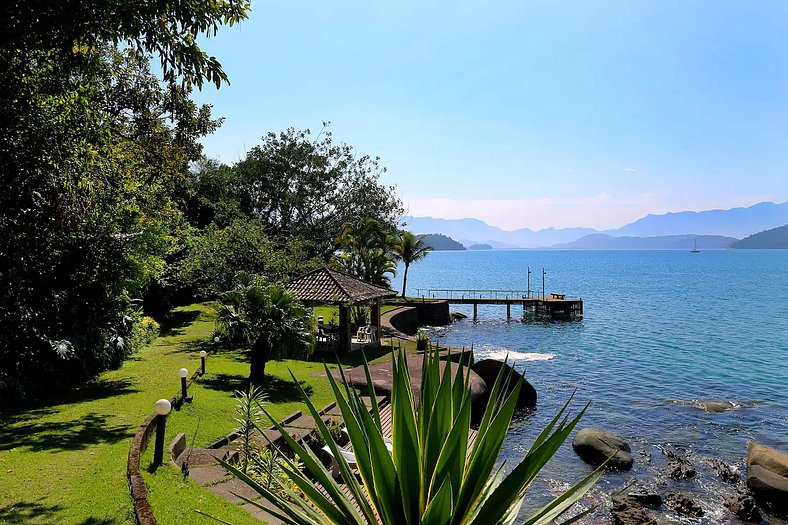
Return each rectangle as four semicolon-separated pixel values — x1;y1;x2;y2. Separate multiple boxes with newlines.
0;0;247;399
0;2;403;400
1;0;250;88
187;127;403;260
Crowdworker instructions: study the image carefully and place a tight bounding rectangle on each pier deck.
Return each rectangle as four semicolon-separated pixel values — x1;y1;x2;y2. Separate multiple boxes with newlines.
415;289;583;319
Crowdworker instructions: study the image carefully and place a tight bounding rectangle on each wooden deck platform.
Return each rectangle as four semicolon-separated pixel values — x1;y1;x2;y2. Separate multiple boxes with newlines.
415;289;583;319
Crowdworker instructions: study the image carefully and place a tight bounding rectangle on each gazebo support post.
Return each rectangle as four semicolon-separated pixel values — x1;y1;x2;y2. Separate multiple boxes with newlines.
370;298;381;341
339;304;352;353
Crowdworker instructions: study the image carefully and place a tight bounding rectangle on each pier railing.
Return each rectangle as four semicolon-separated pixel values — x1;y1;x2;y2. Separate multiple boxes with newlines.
416;288;535;300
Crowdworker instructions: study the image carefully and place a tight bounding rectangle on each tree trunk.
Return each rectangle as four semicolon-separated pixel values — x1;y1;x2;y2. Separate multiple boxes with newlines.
401;263;410;298
249;338;269;385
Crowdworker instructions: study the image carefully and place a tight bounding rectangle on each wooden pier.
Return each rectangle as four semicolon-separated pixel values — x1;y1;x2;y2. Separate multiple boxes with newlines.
415;289;583;320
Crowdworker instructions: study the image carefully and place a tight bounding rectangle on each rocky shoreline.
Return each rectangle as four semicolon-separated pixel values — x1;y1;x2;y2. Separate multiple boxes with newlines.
569;426;788;524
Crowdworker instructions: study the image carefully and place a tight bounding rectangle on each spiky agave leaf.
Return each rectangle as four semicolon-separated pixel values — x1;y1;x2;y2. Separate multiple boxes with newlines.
222;346;601;525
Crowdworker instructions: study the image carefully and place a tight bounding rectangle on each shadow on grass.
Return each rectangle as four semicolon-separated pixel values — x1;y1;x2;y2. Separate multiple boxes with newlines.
0;378;138;424
158;309;203;336
199;373;248;394
0;499;63;524
0;411;131;453
173;338;215;355
265;375;314;403
312;344;394;368
198;373;313;404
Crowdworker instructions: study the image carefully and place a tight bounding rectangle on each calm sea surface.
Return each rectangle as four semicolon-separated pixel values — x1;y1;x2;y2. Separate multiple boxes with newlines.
392;250;788;522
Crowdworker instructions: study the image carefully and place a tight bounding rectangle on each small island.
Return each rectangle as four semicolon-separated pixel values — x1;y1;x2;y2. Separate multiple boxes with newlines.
421;233;466;251
467;243;493;250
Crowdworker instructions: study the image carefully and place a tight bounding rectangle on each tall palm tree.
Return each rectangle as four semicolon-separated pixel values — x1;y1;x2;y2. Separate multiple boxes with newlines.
216;279;314;384
394;231;432;298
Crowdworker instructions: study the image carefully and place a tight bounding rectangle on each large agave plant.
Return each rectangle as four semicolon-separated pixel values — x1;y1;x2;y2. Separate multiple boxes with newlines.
223;348;601;524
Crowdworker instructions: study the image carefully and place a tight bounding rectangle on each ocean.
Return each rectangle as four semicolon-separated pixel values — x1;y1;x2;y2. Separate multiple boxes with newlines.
392;249;788;523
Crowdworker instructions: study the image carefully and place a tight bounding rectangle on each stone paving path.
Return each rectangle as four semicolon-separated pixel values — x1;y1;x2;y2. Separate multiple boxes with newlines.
172;401;349;524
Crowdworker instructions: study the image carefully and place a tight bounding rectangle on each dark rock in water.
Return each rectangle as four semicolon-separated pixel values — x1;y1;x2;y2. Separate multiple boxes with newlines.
724;492;762;522
707;457;741;484
665;491;704;517
698;400;738;412
746;442;788;515
572;428;633;471
470;359;536;409
628;492;663;507
450;311;467;321
611;495;652;525
661;447;697;480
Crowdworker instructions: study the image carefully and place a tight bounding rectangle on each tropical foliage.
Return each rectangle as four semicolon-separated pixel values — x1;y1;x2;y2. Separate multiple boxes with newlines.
224;348;601;524
216;278;315;384
333;218;398;287
235;385;269;473
394;231;433;298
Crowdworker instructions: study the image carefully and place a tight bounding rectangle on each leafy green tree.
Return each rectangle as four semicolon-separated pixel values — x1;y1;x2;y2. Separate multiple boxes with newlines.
223;348;601;524
170;219;321;298
0;44;224;399
230;126;403;259
2;0;249;88
394;231;433;298
216;279;314;385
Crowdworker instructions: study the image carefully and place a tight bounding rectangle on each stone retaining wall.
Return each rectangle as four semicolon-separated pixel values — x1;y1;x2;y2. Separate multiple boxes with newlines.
382;306;419;336
386;299;451;326
127;366;203;525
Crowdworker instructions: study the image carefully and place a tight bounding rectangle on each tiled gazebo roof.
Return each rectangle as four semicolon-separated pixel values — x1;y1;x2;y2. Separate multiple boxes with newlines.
287;267;397;304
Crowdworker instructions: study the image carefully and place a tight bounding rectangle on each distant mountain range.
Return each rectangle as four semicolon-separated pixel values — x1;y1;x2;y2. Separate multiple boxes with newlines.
403;201;788;248
731;224;788;249
552;234;737;250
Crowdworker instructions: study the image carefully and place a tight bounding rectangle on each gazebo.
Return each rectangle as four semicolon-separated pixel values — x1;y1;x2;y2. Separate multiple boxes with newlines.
287;267;397;353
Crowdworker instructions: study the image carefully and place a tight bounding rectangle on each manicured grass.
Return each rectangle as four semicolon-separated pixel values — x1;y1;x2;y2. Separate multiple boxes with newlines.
0;302;399;525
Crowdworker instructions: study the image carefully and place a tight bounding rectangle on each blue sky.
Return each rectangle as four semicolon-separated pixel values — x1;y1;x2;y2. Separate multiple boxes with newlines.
193;0;788;230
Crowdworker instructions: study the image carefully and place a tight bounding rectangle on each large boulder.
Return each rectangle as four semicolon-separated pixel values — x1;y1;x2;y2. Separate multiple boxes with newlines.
747;442;788;514
665;492;704;517
470;359;537;409
572;428;633;471
724;491;761;523
610;495;651;525
338;355;486;409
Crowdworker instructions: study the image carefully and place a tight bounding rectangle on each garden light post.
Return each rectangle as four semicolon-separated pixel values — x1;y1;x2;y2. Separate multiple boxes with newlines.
199;350;207;375
153;398;171;468
212;335;220;353
179;367;189;401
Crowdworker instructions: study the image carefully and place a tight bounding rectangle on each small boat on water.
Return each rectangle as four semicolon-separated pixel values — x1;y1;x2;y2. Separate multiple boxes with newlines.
690;239;700;253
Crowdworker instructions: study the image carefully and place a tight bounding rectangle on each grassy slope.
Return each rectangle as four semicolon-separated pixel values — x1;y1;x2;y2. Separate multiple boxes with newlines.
0;303;399;525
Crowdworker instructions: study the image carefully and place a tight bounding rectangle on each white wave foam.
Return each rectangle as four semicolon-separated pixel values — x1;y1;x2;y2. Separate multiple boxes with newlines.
478;347;556;362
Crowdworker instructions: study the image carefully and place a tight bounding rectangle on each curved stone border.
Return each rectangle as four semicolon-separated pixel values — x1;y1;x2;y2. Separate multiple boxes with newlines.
381;306;419;337
127;366;203;525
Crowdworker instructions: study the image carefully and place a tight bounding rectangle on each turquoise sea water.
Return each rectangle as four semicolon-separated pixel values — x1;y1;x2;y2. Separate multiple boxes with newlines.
392;250;788;522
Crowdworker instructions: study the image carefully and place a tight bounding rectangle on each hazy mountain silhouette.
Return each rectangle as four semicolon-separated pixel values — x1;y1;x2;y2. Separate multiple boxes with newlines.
604;201;788;239
730;224;788;249
403;201;788;248
552;234;737;250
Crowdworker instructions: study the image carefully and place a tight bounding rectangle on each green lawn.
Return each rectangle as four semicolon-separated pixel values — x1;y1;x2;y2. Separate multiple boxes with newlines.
0;302;400;525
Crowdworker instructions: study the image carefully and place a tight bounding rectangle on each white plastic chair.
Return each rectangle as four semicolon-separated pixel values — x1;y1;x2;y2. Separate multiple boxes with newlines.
322;445;358;477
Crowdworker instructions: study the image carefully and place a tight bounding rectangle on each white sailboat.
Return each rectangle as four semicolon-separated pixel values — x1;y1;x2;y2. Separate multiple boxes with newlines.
690;238;700;253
